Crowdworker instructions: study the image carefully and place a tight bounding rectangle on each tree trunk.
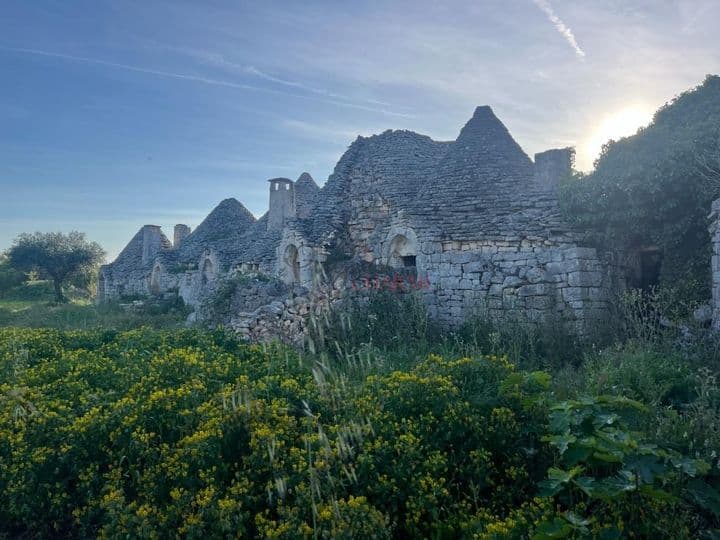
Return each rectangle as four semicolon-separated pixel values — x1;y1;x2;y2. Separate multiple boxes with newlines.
53;279;67;303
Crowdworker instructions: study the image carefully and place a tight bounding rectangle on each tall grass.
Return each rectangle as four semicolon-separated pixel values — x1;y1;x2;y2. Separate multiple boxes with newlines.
0;298;189;330
306;291;441;371
452;308;585;371
305;289;589;374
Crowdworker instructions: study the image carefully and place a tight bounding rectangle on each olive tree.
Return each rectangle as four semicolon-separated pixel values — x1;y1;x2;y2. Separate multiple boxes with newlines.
7;232;105;302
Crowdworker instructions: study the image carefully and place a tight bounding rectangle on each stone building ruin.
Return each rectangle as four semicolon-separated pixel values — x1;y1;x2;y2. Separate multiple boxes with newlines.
99;106;654;335
711;199;720;331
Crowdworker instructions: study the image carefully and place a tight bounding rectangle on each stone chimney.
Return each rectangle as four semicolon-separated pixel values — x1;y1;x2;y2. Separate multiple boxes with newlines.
267;178;296;231
174;224;191;248
534;148;573;191
141;225;163;266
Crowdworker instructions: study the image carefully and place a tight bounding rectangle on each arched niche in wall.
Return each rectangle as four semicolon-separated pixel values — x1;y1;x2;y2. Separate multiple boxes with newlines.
283;244;300;283
386;228;419;276
201;257;216;285
150;264;162;295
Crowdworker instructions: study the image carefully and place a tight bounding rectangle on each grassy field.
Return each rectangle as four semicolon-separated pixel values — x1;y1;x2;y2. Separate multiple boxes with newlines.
0;280;189;331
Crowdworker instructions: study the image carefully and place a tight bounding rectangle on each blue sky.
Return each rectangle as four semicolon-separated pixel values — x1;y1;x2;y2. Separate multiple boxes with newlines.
1;0;718;259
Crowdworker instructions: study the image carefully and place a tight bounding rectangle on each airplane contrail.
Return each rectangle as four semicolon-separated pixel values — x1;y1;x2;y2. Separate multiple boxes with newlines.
0;46;414;118
532;0;586;58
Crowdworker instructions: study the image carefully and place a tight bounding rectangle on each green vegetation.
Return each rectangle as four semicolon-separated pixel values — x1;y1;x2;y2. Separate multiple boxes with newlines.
0;326;712;539
0;254;24;299
561;75;720;304
308;292;440;366
1;288;720;538
6;231;105;303
0;280;189;331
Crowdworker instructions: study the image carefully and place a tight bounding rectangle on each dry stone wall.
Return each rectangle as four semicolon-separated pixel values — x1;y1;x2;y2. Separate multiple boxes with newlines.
197;275;339;345
711;199;720;331
419;242;609;333
229;290;337;345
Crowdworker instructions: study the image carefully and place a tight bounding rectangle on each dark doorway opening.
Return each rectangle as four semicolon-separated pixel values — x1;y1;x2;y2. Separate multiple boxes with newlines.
401;255;416;268
639;249;662;290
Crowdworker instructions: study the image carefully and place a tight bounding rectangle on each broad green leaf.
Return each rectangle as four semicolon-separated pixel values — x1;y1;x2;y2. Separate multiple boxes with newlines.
562;445;593;466
549;409;573;433
538;466;583;496
532;517;573;540
625;454;666;484
593;473;637;500
592;451;623;463
671;456;710;477
639;484;678;503
543;433;577;455
686;479;720;517
573;476;596;497
564;510;593;527
592;412;619;428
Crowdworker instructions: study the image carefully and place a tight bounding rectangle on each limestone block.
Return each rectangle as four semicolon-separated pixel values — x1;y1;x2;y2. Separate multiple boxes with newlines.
546;262;565;275
493;252;526;262
527;296;553;310
525;267;549;283
563;247;597;260
458;261;479;274
451;252;473;264
502;276;523;288
489;284;503;296
562;287;589;303
517;284;546;297
568;271;603;287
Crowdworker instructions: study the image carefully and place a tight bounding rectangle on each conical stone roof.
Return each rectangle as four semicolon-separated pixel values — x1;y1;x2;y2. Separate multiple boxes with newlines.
177;198;257;263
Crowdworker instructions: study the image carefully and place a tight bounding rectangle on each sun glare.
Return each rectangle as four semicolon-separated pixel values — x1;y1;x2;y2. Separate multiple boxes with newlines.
580;105;654;171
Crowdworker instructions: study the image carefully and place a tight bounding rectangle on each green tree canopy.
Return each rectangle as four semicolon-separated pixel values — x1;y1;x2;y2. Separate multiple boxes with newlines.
7;231;105;302
0;253;25;298
560;75;720;303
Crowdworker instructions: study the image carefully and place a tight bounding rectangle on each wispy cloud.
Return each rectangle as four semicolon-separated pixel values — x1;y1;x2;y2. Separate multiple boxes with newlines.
531;0;586;58
240;64;415;118
1;46;267;89
282;118;378;142
0;46;413;118
156;45;411;117
195;49;393;105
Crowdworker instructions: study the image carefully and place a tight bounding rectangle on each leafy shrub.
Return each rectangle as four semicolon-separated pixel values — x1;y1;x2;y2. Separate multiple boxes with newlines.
560;75;720;304
4;279;56;301
140;295;191;317
0;327;716;538
539;395;708;538
0;328;541;537
0;254;25;299
582;344;695;407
